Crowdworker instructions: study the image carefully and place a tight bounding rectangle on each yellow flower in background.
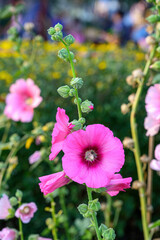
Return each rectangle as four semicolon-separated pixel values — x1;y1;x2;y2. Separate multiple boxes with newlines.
0;71;13;85
68;69;73;77
1;40;13;50
42;125;49;131
98;61;107;70
39;135;45;142
52;72;61;79
25;137;34;149
135;52;145;61
96;81;104;90
65;77;70;84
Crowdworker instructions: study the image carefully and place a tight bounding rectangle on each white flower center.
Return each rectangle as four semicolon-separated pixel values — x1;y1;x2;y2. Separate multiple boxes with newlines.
23;206;30;214
25;98;33;105
85;150;97;162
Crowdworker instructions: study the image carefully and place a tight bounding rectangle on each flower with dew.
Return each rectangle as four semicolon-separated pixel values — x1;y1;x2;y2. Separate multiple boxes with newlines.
144;114;160;136
39;171;70;195
105;174;132;196
0;194;12;220
0;227;17;240
49;107;74;161
15;202;37;223
62;124;125;188
150;144;160;171
29;151;41;164
4;78;43;122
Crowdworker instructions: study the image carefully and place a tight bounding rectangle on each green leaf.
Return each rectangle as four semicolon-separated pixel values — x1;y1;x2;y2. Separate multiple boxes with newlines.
149;219;160;229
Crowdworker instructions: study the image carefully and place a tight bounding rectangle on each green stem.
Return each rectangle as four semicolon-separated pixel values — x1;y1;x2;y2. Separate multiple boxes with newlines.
59;189;71;240
113;208;121;228
105;194;112;227
51;198;58;240
86;187;102;240
18;216;24;240
130;46;156;240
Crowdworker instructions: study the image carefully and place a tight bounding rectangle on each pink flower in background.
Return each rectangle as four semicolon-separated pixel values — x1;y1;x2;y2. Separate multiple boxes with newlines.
15;202;37;223
145;84;160;120
62;124;125;188
0;227;17;240
0;194;12;219
49;107;74;161
105;174;132;196
155;144;160;161
38;237;52;240
4;78;42;122
29;151;41;164
150;144;160;171
39;171;70;195
144;115;160;136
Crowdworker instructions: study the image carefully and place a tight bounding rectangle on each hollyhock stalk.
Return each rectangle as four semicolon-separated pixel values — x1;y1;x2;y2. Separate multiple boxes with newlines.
130;45;156;240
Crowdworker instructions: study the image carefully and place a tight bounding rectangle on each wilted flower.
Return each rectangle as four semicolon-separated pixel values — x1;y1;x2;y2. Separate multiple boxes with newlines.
0;194;12;219
15;202;37;223
49;108;74;160
4;79;42;122
0;227;17;240
29;151;41;164
39;171;70;195
62;124;125;188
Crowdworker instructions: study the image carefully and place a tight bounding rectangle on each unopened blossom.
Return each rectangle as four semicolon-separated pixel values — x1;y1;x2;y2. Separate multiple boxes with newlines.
4;78;43;122
0;194;12;219
39;171;70;195
105;174;132;196
0;227;17;240
29;151;41;164
49;108;74;160
62;124;125;188
15;202;37;223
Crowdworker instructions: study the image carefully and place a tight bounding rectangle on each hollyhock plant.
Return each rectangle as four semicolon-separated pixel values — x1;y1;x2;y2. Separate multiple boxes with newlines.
62;124;125;188
4;78;43;122
29;151;41;164
39;171;70;195
15;202;37;223
49;107;74;161
0;227;17;240
105;174;132;196
0;194;12;219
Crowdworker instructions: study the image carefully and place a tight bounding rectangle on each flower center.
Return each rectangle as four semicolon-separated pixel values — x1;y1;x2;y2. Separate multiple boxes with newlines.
85;150;97;162
21;206;30;214
25;98;33;105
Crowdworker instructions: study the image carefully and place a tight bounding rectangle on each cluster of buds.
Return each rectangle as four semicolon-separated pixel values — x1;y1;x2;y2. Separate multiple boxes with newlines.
126;68;143;88
123;137;134;149
132;180;145;190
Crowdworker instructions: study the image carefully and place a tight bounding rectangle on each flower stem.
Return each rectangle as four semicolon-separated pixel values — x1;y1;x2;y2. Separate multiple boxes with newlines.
51;198;58;240
130;46;156;240
86;187;102;240
105;194;112;227
18;217;24;240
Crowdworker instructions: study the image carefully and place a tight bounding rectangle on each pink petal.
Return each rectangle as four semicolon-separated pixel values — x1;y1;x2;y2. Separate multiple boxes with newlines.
150;159;160;171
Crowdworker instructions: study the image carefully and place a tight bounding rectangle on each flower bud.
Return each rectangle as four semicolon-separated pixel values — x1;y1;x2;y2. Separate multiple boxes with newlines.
70;51;75;60
28;235;39;240
128;93;135;104
126;75;136;87
102;228;116;240
51;31;63;41
48;27;56;35
57;85;70;98
58;48;69;61
54;23;63;32
81;100;94;113
121;104;130;115
140;154;150;163
89;199;101;212
123;137;134;149
145;36;156;45
70;77;83;89
99;224;108;235
74;97;82;105
147;15;160;24
150;61;160;71
69;89;76;97
15;189;23;200
146;25;154;34
10;197;18;206
79;117;86;124
77;204;88;215
24;22;34;32
132;180;145;190
64;34;75;45
132;68;144;78
7;208;15;219
71;120;82;130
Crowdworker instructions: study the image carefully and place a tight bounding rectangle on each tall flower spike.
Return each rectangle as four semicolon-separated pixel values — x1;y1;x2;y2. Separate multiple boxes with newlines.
49;107;74;160
62;124;125;188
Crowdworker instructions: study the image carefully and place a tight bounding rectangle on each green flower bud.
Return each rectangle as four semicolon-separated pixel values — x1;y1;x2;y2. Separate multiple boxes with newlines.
79;117;86;124
54;23;63;32
69;89;76;97
10;197;18;206
81;100;94;113
83;211;92;218
64;34;75;45
7;208;15;219
99;224;108;235
77;204;88;215
58;48;69;61
102;228;116;240
57;85;70;98
9;134;20;144
150;61;160;71
88;199;101;212
74;97;82;105
71;120;82;130
28;235;39;240
70;78;83;89
70;51;75;60
51;31;63;41
48;27;56;35
147;15;160;24
15;189;23;200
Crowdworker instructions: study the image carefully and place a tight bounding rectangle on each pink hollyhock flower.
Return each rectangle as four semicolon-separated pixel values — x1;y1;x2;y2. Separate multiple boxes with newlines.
39;171;70;195
38;238;52;240
145;84;160;120
62;124;125;188
150;159;160;171
155;144;160;161
4;78;42;122
144;115;160;136
29;151;41;164
105;174;132;196
15;202;37;223
49;107;74;161
0;194;11;219
0;227;17;240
